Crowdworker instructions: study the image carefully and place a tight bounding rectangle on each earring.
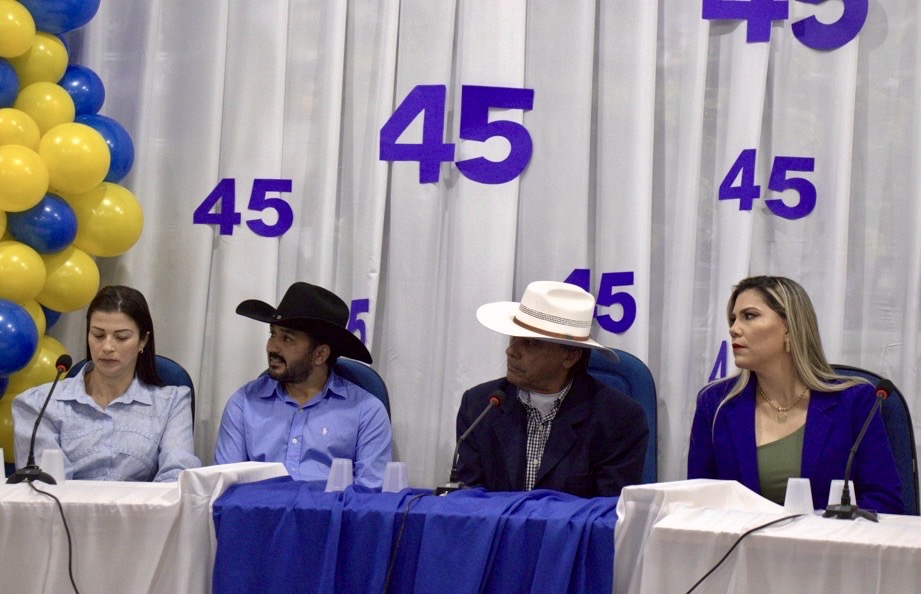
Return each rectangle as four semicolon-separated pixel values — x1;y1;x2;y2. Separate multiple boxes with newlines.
139;347;144;354
784;337;790;353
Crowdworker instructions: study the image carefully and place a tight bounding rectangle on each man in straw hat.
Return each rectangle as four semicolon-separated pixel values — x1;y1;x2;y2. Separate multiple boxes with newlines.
214;282;392;487
454;281;648;497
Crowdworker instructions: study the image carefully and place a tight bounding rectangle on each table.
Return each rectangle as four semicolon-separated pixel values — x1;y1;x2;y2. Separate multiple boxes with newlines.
212;478;618;593
0;462;287;593
614;479;921;594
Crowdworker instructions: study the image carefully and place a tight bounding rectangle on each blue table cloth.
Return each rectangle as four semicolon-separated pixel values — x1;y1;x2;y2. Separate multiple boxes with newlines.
212;477;618;593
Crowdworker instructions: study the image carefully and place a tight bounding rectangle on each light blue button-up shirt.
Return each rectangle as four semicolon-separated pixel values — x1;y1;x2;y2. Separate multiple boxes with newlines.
213;369;392;487
12;363;200;482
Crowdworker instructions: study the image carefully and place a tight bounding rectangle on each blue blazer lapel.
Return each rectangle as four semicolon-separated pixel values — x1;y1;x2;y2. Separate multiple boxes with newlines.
801;391;834;479
723;384;760;490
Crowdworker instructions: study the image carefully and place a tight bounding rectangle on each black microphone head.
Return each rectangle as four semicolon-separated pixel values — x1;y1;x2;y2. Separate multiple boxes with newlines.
55;354;73;373
489;390;503;407
875;379;895;399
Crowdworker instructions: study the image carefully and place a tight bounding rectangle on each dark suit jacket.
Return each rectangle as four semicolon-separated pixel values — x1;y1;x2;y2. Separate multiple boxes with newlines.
455;374;649;498
688;376;904;514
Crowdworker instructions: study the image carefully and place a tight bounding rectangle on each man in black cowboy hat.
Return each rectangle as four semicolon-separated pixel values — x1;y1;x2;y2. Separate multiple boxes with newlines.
214;282;392;487
454;281;648;497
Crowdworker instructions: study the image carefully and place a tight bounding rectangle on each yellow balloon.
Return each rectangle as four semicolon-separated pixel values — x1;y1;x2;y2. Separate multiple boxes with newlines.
20;298;47;337
37;245;99;312
64;182;144;257
0;144;49;212
38;122;110;194
0;240;46;302
4;334;69;398
0;108;42;150
0;0;35;59
13;82;75;135
0;209;6;237
8;32;68;87
0;395;14;464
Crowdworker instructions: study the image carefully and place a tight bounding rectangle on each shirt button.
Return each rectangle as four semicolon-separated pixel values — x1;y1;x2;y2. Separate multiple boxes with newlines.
291;438;298;444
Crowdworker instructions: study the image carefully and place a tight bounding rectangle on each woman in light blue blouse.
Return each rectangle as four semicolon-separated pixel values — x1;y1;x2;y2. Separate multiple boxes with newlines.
12;286;200;481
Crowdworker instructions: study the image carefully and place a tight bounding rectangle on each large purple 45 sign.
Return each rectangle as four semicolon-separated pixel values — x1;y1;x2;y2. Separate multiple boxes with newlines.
380;85;534;184
702;0;867;50
564;268;637;334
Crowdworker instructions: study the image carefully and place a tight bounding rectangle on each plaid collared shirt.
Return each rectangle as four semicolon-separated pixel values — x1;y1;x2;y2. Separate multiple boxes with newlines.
520;380;573;491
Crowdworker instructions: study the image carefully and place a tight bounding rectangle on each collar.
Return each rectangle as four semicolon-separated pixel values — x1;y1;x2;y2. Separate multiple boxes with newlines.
58;362;153;406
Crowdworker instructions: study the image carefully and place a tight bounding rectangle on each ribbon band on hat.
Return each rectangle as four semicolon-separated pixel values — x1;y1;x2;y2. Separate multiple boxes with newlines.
512;317;591;342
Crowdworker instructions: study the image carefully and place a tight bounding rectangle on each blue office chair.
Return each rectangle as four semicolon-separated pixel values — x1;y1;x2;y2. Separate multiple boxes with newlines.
67;355;196;424
832;364;919;515
587;349;657;483
333;358;391;418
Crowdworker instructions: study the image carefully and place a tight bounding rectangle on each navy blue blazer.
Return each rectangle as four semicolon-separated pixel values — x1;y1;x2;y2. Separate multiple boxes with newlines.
455;373;648;498
688;376;903;514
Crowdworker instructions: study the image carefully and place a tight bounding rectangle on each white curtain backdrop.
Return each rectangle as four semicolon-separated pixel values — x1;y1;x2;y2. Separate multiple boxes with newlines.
46;0;921;489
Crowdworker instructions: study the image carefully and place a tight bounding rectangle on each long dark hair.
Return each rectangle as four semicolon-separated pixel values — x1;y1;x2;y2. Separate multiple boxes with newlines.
85;286;163;386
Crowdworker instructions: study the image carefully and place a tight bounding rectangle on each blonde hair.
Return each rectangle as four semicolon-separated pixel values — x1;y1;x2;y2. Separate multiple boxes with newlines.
717;276;866;407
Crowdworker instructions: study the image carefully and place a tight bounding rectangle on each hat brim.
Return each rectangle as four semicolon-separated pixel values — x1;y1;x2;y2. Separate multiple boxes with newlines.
476;301;619;362
236;299;372;364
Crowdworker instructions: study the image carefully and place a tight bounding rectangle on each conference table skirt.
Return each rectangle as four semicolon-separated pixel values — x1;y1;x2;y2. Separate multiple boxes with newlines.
211;477;619;594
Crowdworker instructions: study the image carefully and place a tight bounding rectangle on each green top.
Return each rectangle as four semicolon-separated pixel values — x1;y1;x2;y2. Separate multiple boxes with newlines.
756;424;806;505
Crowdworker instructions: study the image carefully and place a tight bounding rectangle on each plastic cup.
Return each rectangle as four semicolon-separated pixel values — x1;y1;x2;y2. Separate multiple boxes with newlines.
783;477;814;514
381;461;409;493
828;480;857;506
39;448;66;484
325;458;354;492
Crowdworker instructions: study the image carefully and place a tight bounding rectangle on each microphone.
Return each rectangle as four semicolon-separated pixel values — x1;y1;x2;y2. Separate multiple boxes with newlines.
822;379;894;522
434;390;502;496
7;353;73;485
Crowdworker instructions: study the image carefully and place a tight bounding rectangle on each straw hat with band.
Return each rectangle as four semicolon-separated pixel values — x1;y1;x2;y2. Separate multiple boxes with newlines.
476;280;619;361
236;282;372;364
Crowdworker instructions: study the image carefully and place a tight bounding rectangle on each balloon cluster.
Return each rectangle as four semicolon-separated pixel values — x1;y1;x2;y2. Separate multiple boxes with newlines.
1;1;144;462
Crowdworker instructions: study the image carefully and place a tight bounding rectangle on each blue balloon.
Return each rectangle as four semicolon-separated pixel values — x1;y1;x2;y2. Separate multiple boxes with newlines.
7;193;78;254
41;305;62;331
0;59;18;109
75;114;135;183
17;0;101;34
0;375;8;398
0;299;39;376
60;64;106;116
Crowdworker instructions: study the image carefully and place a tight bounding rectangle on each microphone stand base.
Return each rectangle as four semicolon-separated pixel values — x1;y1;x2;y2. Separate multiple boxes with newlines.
6;465;57;485
822;504;878;523
434;481;466;496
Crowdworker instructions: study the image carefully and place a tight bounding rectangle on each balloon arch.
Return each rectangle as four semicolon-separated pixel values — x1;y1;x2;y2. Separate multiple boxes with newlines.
0;1;142;463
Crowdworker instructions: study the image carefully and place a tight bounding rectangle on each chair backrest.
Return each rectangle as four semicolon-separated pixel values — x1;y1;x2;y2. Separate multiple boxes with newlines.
67;355;196;424
832;364;919;515
333;358;391;418
587;349;657;484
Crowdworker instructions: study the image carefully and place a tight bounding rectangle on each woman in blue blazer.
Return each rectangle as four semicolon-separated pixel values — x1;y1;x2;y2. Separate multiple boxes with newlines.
688;276;903;514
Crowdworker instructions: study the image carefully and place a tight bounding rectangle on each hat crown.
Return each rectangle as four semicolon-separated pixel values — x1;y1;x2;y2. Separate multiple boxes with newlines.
275;282;348;327
516;281;594;339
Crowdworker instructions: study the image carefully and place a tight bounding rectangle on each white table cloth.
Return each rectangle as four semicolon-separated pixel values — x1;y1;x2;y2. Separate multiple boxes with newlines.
0;462;286;593
614;479;921;594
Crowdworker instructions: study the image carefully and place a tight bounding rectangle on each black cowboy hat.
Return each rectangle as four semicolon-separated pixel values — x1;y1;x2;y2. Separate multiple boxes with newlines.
235;282;372;363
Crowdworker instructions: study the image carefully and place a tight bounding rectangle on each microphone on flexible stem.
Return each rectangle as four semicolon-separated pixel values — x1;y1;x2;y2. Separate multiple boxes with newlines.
434;390;502;496
822;379;894;522
7;354;73;485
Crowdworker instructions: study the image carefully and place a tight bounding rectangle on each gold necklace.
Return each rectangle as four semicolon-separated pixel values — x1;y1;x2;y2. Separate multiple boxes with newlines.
757;386;808;423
